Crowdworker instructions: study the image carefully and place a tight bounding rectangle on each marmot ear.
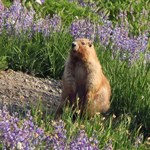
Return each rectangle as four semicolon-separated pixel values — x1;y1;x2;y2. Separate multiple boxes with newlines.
88;41;93;47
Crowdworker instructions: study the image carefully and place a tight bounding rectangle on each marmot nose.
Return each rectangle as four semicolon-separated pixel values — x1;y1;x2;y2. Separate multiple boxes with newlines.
72;42;76;48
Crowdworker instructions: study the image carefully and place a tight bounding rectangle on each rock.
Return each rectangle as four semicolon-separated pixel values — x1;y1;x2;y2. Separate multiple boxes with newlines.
0;69;61;114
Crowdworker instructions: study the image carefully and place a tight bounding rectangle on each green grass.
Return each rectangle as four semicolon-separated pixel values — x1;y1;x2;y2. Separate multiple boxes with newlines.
0;31;73;78
95;44;150;135
3;0;149;34
27;102;150;149
40;0;150;35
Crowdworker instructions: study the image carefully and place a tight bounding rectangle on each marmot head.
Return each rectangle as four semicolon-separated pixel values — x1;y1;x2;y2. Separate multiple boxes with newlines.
70;38;96;61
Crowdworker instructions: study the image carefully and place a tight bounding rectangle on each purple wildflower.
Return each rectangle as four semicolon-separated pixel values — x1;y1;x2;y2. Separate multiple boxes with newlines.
0;0;61;37
96;19;113;46
70;16;149;64
70;18;113;46
50;120;67;150
112;24;149;63
0;107;50;149
70;19;95;40
33;14;61;37
0;1;4;12
69;130;99;150
0;0;35;35
0;108;100;149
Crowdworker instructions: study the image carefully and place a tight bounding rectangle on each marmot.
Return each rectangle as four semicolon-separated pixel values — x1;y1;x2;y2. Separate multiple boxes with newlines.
56;38;111;117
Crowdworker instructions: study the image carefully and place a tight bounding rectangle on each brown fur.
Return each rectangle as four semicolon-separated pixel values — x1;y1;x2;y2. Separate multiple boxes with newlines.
56;38;111;117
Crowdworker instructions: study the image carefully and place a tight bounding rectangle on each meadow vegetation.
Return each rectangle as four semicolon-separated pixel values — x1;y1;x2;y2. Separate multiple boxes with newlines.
0;0;150;149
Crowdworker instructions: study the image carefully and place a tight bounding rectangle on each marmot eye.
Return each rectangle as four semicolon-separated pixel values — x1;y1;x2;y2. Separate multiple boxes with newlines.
88;41;92;47
89;43;92;47
81;42;85;45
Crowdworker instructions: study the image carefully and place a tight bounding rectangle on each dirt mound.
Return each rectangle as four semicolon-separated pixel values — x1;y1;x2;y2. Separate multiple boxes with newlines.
0;69;61;113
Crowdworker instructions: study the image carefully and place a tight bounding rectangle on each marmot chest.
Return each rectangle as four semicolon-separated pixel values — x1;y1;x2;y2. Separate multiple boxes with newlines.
74;62;87;85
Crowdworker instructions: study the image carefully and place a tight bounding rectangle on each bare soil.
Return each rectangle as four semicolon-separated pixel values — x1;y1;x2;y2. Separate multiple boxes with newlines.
0;69;62;114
